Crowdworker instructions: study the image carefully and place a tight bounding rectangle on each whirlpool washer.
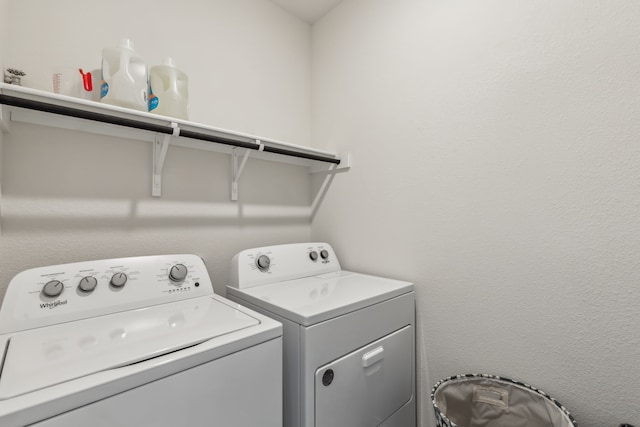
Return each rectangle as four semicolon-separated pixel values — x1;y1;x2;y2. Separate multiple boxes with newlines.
227;242;416;427
0;254;282;427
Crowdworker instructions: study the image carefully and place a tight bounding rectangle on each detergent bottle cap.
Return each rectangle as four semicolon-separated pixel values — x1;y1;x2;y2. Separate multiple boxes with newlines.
119;38;135;51
163;57;177;68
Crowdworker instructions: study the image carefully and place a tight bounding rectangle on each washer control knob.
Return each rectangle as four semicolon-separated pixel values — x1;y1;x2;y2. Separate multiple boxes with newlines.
42;280;64;298
110;273;128;288
320;250;329;260
309;251;319;261
169;264;188;282
256;255;271;271
78;276;98;293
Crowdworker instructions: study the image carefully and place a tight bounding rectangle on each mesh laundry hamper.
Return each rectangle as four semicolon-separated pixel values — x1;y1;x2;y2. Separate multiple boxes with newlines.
431;374;578;427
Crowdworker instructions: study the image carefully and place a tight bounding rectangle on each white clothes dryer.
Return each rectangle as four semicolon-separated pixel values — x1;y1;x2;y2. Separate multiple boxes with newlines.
227;242;416;427
0;254;282;427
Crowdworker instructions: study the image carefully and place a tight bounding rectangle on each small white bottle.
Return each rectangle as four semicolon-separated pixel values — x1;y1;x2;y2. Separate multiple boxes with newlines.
148;57;189;120
100;39;148;112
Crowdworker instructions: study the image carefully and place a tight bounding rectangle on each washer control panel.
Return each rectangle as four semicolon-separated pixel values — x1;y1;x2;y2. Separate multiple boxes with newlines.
229;242;341;289
0;254;213;333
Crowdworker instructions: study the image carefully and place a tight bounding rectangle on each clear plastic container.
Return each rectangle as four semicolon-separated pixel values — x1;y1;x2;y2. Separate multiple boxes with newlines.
100;39;148;112
52;67;94;100
148;57;189;120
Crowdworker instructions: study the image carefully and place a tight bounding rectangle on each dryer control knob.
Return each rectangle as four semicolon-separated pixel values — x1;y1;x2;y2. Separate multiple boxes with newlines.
309;251;319;261
110;272;128;288
256;255;271;271
78;276;98;293
42;280;64;298
320;250;329;260
169;264;188;282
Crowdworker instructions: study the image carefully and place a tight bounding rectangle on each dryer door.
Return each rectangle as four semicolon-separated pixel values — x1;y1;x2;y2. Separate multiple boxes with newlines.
315;325;413;427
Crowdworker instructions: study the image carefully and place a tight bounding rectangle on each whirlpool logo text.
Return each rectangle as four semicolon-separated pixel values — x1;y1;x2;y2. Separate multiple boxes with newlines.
40;300;68;309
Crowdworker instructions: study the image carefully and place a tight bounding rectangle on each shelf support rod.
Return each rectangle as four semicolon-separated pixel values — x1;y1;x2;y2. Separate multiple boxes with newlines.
231;140;263;201
152;122;179;197
0;93;343;165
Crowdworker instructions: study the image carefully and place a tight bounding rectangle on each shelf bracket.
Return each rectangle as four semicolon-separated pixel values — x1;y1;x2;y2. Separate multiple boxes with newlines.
310;152;351;220
231;140;262;201
0;105;9;133
310;152;351;175
152;122;179;197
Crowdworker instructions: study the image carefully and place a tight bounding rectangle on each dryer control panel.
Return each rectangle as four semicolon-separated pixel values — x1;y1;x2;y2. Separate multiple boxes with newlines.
229;242;341;289
0;254;213;333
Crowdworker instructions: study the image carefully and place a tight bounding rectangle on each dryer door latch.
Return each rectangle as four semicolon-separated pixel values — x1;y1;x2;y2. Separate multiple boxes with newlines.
362;346;384;368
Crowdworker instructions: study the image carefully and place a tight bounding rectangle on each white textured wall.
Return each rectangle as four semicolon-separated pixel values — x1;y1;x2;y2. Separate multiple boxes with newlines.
311;1;640;426
0;0;7;72
0;0;8;231
0;0;313;300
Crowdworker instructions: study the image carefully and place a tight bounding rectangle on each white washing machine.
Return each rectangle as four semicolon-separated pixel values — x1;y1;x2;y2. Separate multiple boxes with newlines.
0;254;282;427
227;242;416;427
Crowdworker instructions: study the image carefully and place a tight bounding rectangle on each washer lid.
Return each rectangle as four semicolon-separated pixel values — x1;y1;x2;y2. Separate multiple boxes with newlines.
0;296;259;399
228;271;413;326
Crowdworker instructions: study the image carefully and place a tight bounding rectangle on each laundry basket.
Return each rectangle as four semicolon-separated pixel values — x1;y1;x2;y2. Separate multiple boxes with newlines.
431;374;578;427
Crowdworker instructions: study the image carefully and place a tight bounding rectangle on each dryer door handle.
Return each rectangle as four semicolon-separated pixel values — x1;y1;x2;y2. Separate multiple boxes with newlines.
362;346;384;368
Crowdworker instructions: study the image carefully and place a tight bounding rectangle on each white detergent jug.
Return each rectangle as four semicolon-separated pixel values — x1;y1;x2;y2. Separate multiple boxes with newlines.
148;57;189;120
100;39;148;112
